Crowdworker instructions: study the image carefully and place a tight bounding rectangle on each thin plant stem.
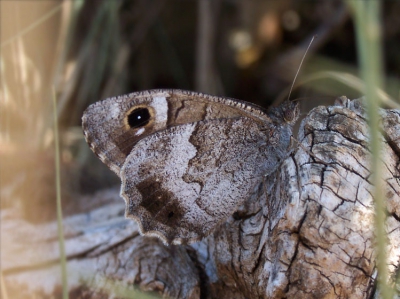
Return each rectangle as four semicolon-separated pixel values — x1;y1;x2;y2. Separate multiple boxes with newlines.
1;272;9;299
346;1;390;298
52;88;69;299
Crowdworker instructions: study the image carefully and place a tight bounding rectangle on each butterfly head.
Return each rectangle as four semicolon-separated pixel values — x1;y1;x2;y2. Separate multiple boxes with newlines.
269;100;300;126
282;100;300;124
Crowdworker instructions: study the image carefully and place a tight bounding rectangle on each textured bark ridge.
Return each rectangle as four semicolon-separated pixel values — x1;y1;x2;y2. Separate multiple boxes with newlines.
3;98;400;299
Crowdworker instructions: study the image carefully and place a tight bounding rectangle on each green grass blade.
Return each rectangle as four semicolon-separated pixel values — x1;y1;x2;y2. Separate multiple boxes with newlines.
346;1;390;298
52;87;69;299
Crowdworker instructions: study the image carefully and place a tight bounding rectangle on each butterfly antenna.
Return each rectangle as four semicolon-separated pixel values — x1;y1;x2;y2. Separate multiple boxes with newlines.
287;35;317;102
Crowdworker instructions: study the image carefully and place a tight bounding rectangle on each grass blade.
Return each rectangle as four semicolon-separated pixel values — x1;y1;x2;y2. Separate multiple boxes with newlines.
346;1;390;298
52;87;69;299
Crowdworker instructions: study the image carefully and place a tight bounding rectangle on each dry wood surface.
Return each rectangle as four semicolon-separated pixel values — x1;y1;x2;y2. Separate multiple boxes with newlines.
3;97;400;299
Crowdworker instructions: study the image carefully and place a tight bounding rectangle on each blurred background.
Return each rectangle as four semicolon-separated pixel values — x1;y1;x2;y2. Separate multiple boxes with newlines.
1;0;400;224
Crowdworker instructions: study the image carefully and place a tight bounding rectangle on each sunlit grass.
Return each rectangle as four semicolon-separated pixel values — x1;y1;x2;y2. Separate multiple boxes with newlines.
0;4;62;48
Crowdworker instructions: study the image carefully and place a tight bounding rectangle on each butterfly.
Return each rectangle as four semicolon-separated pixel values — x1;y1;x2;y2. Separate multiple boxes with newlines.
82;89;299;245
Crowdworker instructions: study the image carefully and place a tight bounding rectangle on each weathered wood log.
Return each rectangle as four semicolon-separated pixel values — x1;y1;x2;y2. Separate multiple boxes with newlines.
3;97;400;298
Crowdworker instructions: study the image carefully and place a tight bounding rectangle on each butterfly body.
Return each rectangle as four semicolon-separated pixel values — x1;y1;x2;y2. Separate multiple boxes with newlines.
82;89;299;245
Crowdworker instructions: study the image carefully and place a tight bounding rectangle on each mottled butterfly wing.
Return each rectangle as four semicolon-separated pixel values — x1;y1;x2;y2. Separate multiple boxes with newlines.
120;117;295;245
82;89;271;176
82;89;299;245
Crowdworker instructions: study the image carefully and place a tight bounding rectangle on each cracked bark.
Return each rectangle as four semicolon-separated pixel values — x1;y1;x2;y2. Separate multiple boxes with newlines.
3;97;400;299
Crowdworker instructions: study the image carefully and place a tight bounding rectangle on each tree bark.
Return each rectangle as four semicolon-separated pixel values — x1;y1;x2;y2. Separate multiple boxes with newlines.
3;97;400;299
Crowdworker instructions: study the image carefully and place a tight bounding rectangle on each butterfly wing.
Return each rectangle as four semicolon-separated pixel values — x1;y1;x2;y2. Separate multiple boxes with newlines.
82;89;271;176
120;117;294;245
83;89;299;244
